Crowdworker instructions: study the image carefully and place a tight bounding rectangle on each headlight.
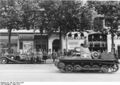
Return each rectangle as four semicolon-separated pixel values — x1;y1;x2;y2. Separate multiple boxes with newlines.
11;56;14;59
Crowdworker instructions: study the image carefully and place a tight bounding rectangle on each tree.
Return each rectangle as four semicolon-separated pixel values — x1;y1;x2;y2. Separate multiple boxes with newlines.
0;0;22;51
87;1;120;54
19;0;40;30
80;6;92;31
38;0;83;51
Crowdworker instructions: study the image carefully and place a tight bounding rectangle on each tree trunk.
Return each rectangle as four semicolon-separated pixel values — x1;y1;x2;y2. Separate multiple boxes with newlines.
40;28;43;51
111;29;115;56
59;27;62;52
111;33;114;51
8;28;12;51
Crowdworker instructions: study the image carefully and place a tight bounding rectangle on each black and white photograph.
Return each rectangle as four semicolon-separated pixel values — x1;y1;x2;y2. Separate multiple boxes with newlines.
0;0;120;83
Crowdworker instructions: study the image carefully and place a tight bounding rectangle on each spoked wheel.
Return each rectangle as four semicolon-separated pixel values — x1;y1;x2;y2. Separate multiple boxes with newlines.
65;65;73;72
109;64;119;73
101;65;109;73
74;65;82;72
0;58;8;64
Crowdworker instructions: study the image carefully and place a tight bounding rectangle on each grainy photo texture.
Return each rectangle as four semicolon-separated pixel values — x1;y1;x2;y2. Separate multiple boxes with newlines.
0;0;120;82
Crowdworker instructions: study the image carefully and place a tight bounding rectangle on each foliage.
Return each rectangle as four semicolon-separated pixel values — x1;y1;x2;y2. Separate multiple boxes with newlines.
0;0;23;49
0;0;22;29
0;0;93;50
37;0;83;34
87;1;120;30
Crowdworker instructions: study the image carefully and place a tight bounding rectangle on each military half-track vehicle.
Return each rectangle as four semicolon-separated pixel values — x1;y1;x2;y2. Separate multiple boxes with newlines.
55;47;119;73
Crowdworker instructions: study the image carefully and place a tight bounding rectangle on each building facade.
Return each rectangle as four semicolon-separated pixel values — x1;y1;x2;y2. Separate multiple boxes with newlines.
0;29;67;53
0;29;88;54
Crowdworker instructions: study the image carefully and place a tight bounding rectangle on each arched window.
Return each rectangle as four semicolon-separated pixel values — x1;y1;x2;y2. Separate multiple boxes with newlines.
68;33;72;37
74;33;78;38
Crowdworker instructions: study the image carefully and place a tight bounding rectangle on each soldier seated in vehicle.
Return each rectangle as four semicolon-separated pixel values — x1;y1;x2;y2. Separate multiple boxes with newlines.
80;43;91;59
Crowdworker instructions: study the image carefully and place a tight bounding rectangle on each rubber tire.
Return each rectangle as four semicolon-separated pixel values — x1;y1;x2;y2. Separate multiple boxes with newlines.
0;57;8;64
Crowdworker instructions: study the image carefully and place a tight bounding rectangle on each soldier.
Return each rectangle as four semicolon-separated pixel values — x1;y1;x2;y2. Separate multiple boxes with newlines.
31;49;37;63
38;49;43;63
52;50;57;62
42;50;48;63
48;49;52;59
63;49;67;56
57;50;63;58
80;43;91;59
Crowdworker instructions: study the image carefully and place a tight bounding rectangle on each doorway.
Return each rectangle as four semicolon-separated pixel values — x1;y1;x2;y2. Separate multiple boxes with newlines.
52;39;60;52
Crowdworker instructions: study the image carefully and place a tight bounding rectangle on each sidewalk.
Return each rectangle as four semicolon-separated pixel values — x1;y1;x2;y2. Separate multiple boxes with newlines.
44;59;54;64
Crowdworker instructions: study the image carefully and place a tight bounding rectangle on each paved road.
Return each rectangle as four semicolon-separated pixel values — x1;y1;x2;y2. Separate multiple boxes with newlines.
0;62;120;82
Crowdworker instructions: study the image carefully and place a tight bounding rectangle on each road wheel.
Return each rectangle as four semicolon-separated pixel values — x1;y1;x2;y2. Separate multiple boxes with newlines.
101;65;109;73
65;65;73;72
0;58;8;64
83;65;91;70
58;62;65;69
92;65;100;70
74;65;82;72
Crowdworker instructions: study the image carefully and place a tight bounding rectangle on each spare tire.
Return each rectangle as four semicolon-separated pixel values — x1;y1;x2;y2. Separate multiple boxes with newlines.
92;51;100;59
